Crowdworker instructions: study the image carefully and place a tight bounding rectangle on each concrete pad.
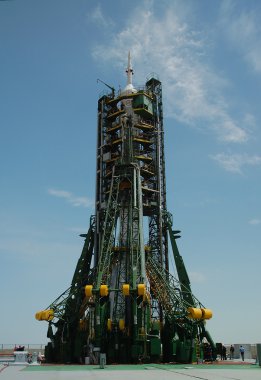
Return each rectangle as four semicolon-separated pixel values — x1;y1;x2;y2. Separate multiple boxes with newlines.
0;363;260;380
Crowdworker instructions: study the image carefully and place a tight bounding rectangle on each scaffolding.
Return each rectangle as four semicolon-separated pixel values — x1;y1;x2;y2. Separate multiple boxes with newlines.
36;54;216;364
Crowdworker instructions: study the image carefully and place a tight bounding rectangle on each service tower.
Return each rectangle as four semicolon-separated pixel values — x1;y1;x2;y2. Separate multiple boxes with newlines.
36;54;216;364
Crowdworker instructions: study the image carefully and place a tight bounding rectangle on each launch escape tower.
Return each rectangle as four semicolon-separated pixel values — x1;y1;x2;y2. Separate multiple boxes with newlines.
36;54;216;364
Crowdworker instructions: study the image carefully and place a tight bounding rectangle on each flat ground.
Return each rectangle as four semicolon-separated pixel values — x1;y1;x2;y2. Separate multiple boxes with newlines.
1;362;260;380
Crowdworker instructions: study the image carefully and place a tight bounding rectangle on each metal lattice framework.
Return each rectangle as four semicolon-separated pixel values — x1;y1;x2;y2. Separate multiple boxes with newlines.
36;55;216;364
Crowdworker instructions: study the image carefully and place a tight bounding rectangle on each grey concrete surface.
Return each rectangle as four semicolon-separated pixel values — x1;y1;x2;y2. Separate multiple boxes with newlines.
1;365;261;380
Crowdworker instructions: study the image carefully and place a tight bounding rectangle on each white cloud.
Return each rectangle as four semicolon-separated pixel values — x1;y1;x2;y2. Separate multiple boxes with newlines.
214;118;248;143
48;188;94;208
91;2;249;143
88;4;114;28
248;219;261;226
243;113;256;129
210;153;261;173
219;0;261;73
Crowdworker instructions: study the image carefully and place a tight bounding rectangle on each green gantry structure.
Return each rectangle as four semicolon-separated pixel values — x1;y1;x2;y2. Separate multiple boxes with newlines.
36;54;216;364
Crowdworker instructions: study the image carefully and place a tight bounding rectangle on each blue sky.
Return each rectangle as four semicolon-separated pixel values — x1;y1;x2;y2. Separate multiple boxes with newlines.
0;0;260;346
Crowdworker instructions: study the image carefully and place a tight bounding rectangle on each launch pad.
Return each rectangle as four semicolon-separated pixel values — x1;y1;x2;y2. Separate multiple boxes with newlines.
36;54;215;364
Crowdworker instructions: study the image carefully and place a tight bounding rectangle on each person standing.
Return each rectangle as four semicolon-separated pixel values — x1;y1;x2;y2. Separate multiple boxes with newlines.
239;345;245;361
229;345;234;360
222;345;227;360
